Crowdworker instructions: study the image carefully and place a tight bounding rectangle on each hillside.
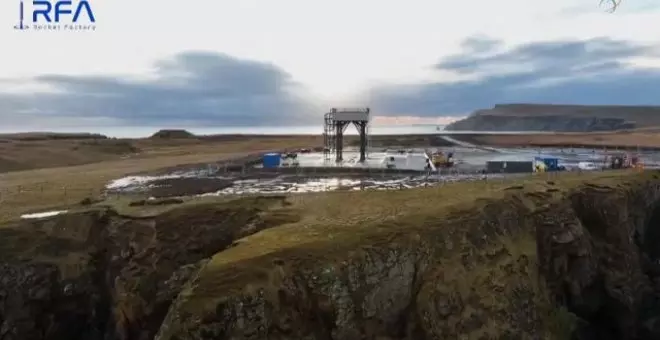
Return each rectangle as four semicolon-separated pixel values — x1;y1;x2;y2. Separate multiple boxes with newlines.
3;171;660;339
445;104;660;132
0;132;321;174
0;132;459;174
4;130;660;339
155;172;660;340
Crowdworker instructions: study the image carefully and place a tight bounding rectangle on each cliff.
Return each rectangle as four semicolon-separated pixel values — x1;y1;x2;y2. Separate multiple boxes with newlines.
4;172;660;339
155;171;660;340
444;104;660;131
0;196;299;340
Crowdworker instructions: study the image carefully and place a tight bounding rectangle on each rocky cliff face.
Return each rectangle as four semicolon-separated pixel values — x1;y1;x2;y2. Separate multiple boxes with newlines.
0;196;298;340
4;173;660;339
155;172;660;340
444;104;660;131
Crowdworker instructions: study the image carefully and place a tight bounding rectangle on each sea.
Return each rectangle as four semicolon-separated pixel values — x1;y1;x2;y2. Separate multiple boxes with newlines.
1;125;446;138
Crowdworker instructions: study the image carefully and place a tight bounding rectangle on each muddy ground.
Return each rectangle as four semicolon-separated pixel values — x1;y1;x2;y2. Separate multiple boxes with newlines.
104;141;660;199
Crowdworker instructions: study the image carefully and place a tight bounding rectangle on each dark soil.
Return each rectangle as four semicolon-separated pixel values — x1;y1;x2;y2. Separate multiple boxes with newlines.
147;177;234;197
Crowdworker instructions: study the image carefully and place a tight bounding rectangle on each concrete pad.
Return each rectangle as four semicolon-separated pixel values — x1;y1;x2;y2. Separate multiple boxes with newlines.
289;151;433;171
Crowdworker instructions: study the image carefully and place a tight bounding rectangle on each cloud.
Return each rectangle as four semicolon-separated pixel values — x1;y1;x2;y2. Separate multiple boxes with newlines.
459;36;503;54
368;37;660;117
0;52;319;128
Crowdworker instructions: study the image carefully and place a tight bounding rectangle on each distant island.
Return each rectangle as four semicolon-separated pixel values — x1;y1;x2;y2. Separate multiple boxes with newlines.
444;104;660;132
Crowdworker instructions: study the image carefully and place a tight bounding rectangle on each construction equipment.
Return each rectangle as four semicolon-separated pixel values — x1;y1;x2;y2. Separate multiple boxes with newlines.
432;151;454;168
385;156;397;169
534;157;566;172
280;153;300;167
534;160;547;173
609;154;624;169
608;153;639;169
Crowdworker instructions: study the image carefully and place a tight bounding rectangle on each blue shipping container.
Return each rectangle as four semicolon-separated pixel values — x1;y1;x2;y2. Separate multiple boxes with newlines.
542;158;559;169
262;153;281;168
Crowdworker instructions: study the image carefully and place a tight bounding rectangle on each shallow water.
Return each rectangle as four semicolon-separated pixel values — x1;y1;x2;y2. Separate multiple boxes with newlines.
21;210;68;219
106;175;184;190
104;145;660;197
200;174;503;196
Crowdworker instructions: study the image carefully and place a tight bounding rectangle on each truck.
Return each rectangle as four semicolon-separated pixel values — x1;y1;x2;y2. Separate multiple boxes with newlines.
534;157;566;172
431;151;454;168
607;153;641;169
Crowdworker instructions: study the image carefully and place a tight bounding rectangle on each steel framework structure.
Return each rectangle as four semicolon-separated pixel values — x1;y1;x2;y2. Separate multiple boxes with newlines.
322;108;370;163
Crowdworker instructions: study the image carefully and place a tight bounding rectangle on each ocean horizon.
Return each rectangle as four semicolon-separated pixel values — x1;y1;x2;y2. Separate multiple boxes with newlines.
1;124;446;139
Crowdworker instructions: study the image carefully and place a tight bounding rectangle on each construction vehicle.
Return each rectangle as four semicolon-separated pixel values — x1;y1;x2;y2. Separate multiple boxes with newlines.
280;152;300;167
607;153;640;169
431;151;454;168
534;157;566;172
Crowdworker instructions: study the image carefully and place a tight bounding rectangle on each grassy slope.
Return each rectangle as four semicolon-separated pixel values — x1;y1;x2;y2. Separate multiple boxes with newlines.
0;134;323;173
0;136;320;223
174;170;643;314
151;169;655;339
3;130;657;223
2;132;656;337
0;194;306;340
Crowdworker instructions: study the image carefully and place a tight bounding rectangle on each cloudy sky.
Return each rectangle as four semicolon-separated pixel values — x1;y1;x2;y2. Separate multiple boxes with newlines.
1;0;659;131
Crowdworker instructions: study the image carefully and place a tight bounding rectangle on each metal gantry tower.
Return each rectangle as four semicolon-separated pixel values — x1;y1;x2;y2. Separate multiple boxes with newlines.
322;108;370;163
323;112;336;161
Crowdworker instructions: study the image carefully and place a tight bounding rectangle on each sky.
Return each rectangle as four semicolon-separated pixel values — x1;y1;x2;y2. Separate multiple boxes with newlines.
1;0;660;130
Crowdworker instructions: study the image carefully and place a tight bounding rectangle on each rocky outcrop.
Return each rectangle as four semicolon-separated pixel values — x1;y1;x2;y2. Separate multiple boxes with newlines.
0;210;113;340
0;261;107;340
445;104;660;131
0;196;299;340
537;183;660;340
155;172;660;340
154;196;556;339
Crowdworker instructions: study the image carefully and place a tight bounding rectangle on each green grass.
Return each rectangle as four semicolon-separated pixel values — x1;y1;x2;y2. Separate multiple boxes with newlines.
0;136;319;224
174;169;651;315
153;169;659;340
92;194;237;218
205;171;637;266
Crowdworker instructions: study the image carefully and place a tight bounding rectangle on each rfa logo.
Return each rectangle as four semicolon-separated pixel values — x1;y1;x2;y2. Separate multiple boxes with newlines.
14;0;96;31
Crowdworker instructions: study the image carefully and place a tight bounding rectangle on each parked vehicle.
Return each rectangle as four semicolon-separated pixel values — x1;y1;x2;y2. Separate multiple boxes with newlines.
534;157;566;172
578;161;599;171
432;151;454;168
607;153;640;169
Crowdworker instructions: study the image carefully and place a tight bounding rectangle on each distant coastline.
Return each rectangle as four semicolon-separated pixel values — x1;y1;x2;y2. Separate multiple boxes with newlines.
445;104;660;132
0;124;446;139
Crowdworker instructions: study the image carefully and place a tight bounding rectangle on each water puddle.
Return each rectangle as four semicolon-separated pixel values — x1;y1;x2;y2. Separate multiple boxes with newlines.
200;174;502;196
21;210;68;219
